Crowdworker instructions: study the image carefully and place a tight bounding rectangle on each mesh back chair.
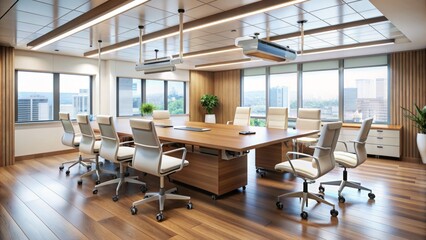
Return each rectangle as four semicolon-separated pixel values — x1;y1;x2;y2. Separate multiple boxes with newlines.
76;114;116;185
92;115;146;202
266;107;288;129
129;119;192;222
227;107;251;126
319;118;375;203
58;112;93;175
275;122;342;219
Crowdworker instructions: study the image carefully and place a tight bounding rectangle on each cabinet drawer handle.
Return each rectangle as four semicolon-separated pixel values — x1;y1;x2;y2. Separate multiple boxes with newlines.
377;146;383;149
377;130;383;133
377;137;383;140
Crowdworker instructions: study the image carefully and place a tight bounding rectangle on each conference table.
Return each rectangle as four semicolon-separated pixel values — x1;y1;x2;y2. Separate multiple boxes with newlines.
112;118;319;199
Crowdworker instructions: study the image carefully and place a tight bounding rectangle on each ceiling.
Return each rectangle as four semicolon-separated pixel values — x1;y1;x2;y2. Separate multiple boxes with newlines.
0;0;425;71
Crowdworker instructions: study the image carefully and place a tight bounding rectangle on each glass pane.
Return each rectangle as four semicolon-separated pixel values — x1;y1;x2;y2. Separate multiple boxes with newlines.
243;75;266;117
168;81;185;114
17;71;54;122
118;78;141;116
60;74;91;119
146;80;164;110
302;70;339;120
270;72;298;118
343;66;388;123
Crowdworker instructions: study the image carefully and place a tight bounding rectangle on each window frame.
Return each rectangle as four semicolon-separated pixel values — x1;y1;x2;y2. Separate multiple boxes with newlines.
116;77;187;117
15;70;93;122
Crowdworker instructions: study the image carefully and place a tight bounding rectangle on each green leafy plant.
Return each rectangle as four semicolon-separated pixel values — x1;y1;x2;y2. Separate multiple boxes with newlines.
402;104;426;134
200;94;219;114
140;103;156;116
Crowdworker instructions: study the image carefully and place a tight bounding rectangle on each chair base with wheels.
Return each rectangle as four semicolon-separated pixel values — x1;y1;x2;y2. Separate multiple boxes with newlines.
319;166;375;203
276;180;338;219
92;160;146;201
130;175;192;222
59;155;94;176
78;155;117;185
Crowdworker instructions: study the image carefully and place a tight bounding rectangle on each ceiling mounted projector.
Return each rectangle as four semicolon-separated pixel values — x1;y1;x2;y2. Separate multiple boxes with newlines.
235;37;297;62
135;57;182;74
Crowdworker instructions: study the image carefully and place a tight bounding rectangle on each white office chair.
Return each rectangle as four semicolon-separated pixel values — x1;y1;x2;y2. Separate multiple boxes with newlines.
129;119;192;221
227;107;251;126
294;108;321;153
275;122;342;219
92;115;146;202
76;114;116;185
319;118;375;203
152;110;171;120
58;112;93;175
266;107;288;129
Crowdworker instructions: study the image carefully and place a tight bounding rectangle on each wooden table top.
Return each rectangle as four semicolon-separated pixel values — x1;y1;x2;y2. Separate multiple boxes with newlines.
113;118;319;152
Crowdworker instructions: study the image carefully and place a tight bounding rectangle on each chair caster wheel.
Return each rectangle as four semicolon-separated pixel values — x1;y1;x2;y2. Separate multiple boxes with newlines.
156;213;164;222
187;202;193;210
276;201;283;209
59;166;64;171
87;166;91;171
77;180;82;185
112;175;117;179
65;170;70;175
256;168;260;173
130;206;138;215
124;172;130;177
242;186;246;191
92;189;98;194
330;209;339;217
338;196;345;203
319;186;325;193
301;211;308;219
140;185;147;193
211;195;217;200
112;195;119;202
95;180;101;185
368;192;375;199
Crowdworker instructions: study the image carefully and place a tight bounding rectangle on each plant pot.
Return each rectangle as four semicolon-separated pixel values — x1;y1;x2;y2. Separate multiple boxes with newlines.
417;133;426;164
205;114;216;123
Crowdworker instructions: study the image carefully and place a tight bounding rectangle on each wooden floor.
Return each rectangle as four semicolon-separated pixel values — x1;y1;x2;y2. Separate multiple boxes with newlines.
1;152;425;240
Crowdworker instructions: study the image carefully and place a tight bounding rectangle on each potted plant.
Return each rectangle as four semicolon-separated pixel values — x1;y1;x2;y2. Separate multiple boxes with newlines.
402;104;426;164
140;103;156;117
200;94;219;123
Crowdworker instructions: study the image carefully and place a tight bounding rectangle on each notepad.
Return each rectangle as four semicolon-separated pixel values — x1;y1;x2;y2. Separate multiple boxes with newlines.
174;126;210;132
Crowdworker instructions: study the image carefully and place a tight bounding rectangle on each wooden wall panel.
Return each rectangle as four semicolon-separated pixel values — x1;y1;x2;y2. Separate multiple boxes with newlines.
0;46;15;166
390;49;426;162
189;71;214;122
213;70;241;124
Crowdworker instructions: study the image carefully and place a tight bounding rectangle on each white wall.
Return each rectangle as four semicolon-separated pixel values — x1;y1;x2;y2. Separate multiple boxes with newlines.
14;50;190;157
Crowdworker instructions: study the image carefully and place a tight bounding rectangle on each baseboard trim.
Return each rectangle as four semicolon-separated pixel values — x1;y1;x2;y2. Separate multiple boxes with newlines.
15;149;78;161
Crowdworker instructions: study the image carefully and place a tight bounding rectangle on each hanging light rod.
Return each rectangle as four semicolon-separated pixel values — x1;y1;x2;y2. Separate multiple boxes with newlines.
28;0;150;50
84;0;306;57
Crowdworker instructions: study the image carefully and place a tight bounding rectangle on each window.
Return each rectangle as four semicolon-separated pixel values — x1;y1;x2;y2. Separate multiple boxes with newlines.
118;78;141;116
16;71;92;122
302;70;339;120
270;72;298;118
17;71;54;122
60;74;91;119
168;81;185;114
117;78;186;116
343;66;388;123
242;68;266;118
146;80;165;110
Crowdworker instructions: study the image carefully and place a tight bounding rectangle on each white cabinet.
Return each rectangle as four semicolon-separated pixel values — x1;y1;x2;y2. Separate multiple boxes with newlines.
336;124;402;158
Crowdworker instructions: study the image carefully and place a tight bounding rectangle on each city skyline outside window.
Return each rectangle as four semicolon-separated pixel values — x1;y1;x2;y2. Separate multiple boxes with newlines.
302;70;339;120
60;74;91;119
167;81;185;114
242;75;266;118
270;72;298;118
17;71;54;122
146;80;165;110
343;66;388;123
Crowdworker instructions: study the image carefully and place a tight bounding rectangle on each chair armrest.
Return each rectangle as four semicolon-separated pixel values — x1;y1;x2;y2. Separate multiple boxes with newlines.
226;121;233;125
119;140;134;145
308;145;331;150
349;140;366;145
336;140;348;151
163;147;188;172
161;142;177;147
284;151;319;177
